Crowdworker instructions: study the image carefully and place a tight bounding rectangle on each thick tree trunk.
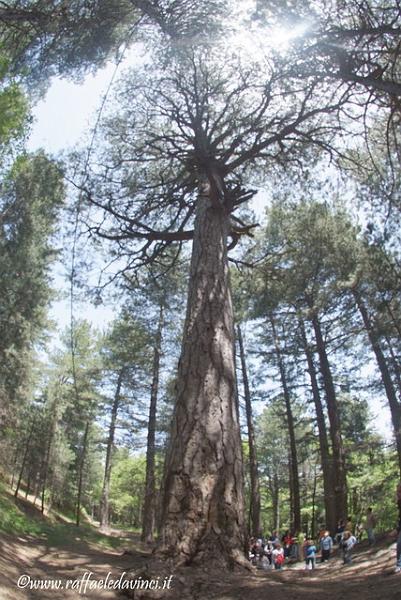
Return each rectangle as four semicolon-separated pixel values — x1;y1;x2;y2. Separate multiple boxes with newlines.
236;323;262;537
0;8;53;24
76;421;89;527
270;315;301;534
299;319;336;535
100;371;123;531
311;315;348;524
159;179;246;568
354;290;401;475
141;302;164;542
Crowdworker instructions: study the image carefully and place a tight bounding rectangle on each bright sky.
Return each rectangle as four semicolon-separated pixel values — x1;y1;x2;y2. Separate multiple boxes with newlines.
28;64;120;337
28;66;116;154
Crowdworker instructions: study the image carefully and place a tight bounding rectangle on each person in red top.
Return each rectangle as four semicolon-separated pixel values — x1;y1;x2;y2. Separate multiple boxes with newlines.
282;530;292;557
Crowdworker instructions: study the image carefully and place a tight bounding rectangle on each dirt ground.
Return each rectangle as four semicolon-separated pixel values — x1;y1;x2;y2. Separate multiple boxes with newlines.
1;504;400;600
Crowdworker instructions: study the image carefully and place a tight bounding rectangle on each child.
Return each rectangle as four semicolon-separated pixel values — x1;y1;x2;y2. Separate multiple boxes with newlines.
272;542;285;570
320;530;333;562
263;541;273;568
305;539;317;570
342;530;357;565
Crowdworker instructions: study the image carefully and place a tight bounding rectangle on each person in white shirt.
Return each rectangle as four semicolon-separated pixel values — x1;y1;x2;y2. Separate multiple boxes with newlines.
342;530;357;565
272;543;285;570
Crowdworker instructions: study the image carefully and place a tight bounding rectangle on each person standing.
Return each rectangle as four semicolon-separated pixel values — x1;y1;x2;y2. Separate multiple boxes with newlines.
320;530;333;562
335;519;345;544
272;543;285;570
342;530;357;565
305;539;317;570
366;507;376;545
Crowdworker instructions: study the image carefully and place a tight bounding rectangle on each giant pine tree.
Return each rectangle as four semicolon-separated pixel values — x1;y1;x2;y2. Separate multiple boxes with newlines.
77;42;347;566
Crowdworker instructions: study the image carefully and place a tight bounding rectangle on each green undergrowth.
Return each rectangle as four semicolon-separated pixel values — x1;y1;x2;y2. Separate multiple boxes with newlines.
0;482;125;550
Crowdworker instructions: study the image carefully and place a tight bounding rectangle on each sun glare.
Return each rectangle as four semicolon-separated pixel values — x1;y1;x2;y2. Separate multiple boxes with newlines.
228;20;307;64
226;0;307;63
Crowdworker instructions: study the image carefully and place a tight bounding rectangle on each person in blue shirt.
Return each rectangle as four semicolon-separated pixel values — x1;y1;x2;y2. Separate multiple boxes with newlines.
305;539;317;570
320;530;333;562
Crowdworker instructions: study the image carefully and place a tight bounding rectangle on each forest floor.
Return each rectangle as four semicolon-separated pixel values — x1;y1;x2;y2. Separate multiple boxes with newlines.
0;488;400;600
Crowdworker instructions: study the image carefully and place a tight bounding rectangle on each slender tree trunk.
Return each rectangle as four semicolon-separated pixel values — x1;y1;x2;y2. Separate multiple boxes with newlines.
100;371;123;531
14;421;34;498
270;314;301;534
25;468;32;499
299;319;336;535
141;302;164;542
10;447;20;489
76;421;89;527
384;300;401;339
33;471;41;505
354;290;401;474
311;314;348;524
41;428;54;514
311;464;317;539
272;472;280;532
236;323;261;537
288;446;294;529
159;179;246;568
40;394;62;514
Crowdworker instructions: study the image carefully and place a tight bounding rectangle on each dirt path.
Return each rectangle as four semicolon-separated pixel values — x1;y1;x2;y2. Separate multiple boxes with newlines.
1;526;400;599
0;531;150;600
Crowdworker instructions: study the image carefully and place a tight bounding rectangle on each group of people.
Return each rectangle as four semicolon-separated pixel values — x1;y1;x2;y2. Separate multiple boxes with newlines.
248;483;401;574
248;506;381;572
248;531;299;570
248;526;358;571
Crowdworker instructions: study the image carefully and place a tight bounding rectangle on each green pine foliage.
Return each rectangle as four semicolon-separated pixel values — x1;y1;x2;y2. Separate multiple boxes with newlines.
0;152;64;427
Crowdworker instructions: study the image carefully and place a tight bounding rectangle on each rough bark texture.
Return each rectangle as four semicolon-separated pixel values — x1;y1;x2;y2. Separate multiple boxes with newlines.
299;320;336;535
311;315;348;524
159;179;246;568
354;291;401;475
236;323;261;537
270;315;301;534
100;371;123;531
141;303;164;542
